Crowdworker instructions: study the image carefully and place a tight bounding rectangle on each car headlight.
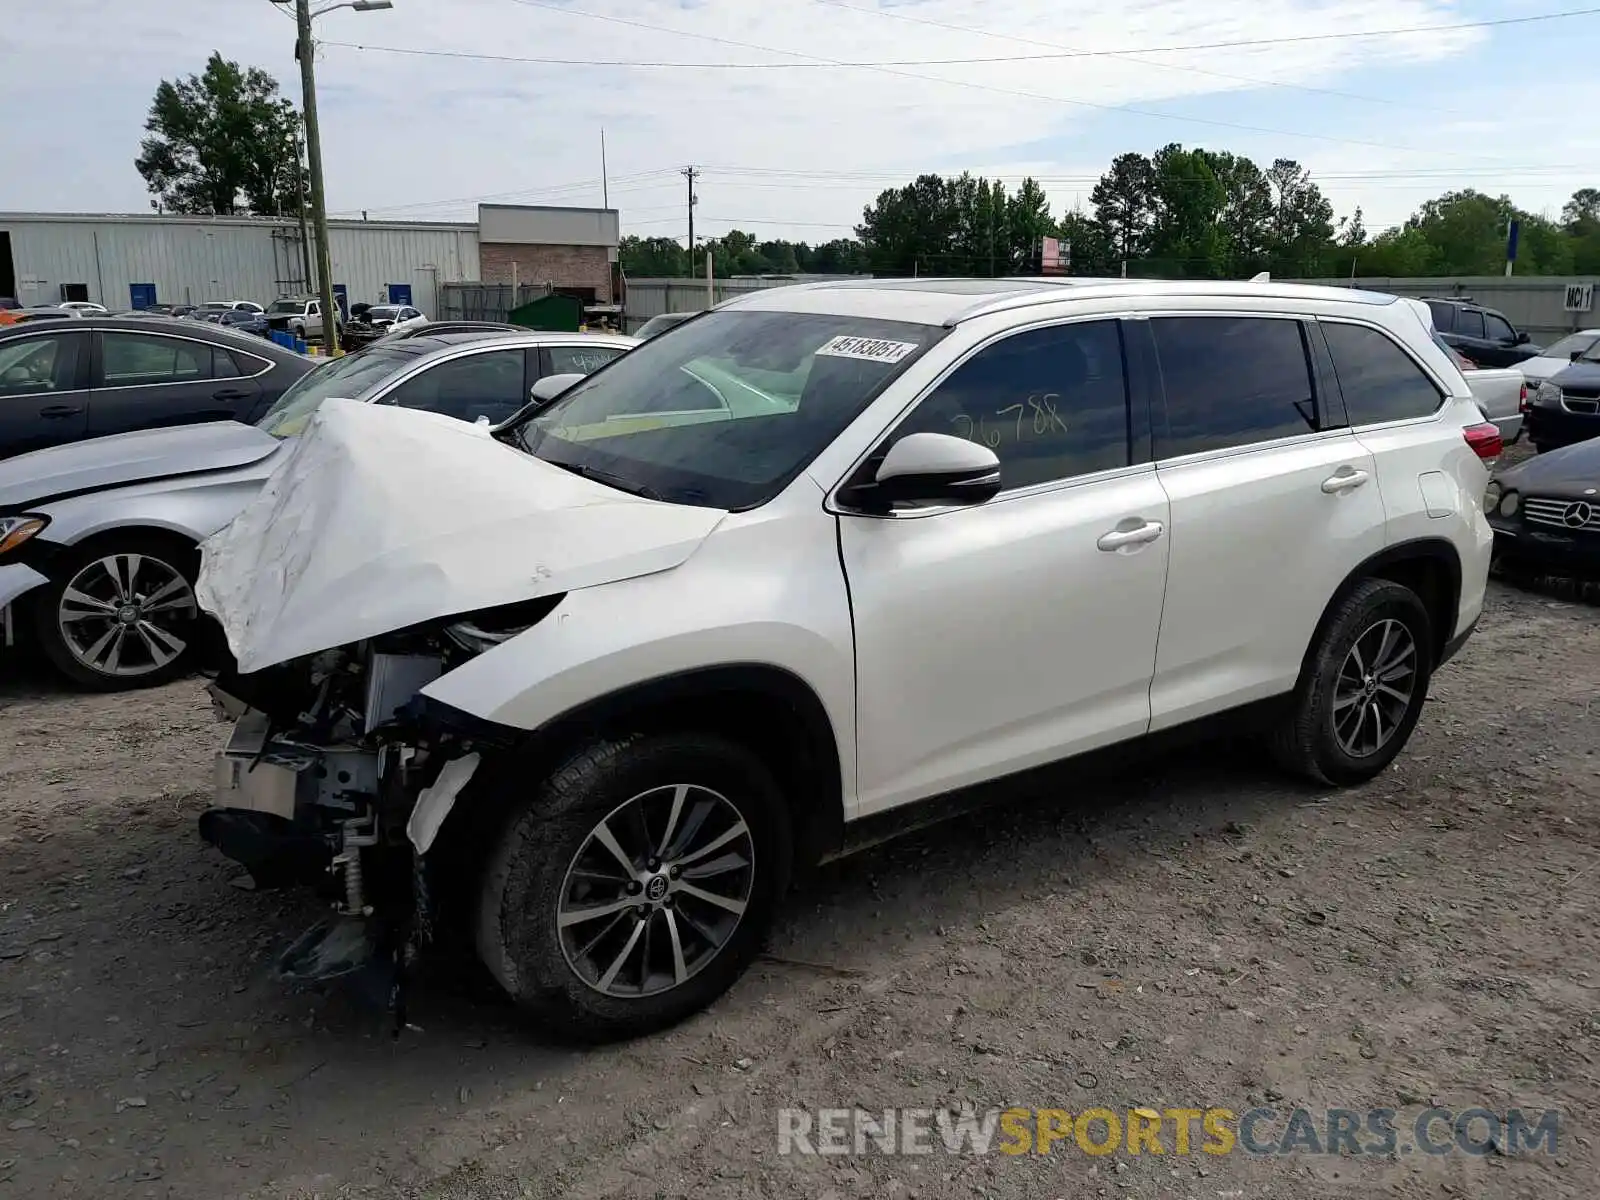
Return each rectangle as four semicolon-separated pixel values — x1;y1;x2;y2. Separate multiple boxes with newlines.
0;514;48;557
1499;490;1520;517
1483;481;1502;514
441;595;565;655
1535;381;1561;407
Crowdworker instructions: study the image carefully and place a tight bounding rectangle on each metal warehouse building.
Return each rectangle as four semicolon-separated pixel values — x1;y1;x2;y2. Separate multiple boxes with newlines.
0;204;619;318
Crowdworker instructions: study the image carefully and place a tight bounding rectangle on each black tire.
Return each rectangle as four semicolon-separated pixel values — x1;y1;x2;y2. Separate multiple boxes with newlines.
31;534;201;691
474;732;793;1042
1268;578;1434;786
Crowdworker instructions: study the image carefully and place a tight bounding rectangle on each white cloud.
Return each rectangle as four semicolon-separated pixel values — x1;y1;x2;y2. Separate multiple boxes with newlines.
0;0;1589;242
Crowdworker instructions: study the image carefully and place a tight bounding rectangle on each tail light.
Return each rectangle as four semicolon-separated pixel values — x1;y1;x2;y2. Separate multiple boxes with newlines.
1519;383;1530;414
1463;421;1503;462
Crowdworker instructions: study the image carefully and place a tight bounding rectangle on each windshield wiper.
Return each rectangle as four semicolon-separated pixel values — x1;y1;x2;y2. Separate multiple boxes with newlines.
547;459;663;501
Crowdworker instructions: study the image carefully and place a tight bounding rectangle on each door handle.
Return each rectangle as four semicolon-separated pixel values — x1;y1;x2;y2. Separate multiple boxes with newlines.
38;404;83;418
213;389;251;401
1321;468;1370;494
1097;520;1164;551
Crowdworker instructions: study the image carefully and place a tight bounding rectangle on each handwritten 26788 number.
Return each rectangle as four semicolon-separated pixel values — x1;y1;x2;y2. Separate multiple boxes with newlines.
950;393;1070;449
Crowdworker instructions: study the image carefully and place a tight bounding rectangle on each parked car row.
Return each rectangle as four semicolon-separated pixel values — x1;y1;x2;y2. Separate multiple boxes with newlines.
0;319;636;686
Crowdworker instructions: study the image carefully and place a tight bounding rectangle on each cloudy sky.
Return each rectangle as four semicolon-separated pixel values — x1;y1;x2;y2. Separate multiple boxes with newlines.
2;0;1596;244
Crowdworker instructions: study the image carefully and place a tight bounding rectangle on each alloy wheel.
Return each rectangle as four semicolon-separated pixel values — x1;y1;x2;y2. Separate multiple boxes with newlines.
557;784;756;998
56;553;196;678
1332;618;1417;758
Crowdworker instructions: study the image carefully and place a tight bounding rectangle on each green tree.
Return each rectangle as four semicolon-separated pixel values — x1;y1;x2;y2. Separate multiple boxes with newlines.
1090;152;1157;269
619;236;689;277
857;174;965;276
1206;151;1274;274
1057;209;1113;275
808;238;871;274
1264;159;1335;276
1356;226;1440;277
135;52;303;216
1005;177;1057;271
1146;143;1228;277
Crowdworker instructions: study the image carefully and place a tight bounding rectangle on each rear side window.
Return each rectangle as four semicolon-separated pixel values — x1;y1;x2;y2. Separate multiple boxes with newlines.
1484;313;1515;341
891;319;1130;490
102;333;212;385
1425;301;1455;332
1323;322;1443;425
1151;316;1321;457
1458;310;1486;339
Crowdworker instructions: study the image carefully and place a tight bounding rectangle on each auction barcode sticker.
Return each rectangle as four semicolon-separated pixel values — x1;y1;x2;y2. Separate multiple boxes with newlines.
816;335;919;364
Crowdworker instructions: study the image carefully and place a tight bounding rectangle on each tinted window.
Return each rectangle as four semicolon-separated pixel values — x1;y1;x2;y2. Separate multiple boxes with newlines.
102;333;212;385
255;347;415;438
889;320;1129;490
1152;316;1320;456
548;344;626;377
386;349;526;424
1458;309;1485;339
0;334;80;398
212;348;242;379
1484;313;1515;342
1323;321;1443;425
1426;301;1455;332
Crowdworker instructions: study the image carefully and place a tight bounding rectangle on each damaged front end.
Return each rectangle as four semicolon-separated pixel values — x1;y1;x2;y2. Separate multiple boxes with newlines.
200;597;556;1004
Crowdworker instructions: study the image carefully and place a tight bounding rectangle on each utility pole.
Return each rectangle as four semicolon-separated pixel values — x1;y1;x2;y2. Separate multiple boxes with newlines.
294;141;313;294
294;0;340;353
601;129;609;209
682;165;700;263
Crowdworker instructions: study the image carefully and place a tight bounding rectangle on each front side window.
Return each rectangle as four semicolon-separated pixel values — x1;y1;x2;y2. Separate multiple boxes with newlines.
0;334;80;398
1484;314;1516;342
255;347;415;438
1151;316;1321;457
384;349;526;424
1323;321;1443;425
517;310;941;509
1458;310;1486;339
101;333;211;386
887;320;1130;491
548;343;627;377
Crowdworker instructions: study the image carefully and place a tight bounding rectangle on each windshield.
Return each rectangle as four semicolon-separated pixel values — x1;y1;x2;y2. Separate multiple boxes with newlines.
255;348;414;438
266;300;304;315
516;310;941;509
1539;332;1600;362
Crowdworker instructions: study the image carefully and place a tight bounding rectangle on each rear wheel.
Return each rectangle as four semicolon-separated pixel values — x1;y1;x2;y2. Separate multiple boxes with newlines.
1269;578;1434;786
32;536;200;690
475;732;792;1041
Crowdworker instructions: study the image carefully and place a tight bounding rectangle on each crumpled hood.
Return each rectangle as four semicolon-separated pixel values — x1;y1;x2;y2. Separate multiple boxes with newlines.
0;421;281;509
196;398;728;673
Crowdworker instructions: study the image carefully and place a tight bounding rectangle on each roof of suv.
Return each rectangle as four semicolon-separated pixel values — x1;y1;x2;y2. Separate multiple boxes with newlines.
722;277;1400;326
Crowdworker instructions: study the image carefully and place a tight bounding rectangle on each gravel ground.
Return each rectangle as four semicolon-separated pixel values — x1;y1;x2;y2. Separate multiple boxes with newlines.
1;576;1597;1200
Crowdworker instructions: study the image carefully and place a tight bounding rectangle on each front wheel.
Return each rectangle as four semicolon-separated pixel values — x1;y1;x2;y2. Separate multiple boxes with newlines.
475;732;792;1041
32;536;201;690
1269;579;1434;786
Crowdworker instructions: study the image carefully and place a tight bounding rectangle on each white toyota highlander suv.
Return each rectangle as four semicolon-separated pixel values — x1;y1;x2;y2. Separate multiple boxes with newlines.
194;277;1496;1039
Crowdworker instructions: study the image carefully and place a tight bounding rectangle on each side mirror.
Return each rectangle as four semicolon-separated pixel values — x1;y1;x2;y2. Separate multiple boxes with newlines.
870;432;1001;507
530;372;584;404
1516;331;1530;344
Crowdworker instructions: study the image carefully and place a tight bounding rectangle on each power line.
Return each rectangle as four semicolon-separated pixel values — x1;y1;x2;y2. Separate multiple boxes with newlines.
325;5;1600;68
345;168;681;216
487;0;1560;161
810;0;1489;120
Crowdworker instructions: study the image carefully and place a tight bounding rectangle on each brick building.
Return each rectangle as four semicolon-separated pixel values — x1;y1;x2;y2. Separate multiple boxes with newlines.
476;204;619;304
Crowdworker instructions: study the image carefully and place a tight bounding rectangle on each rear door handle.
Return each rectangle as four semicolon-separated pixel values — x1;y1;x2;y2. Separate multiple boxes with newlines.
38;404;83;418
1321;468;1370;494
1097;520;1165;551
213;389;251;401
